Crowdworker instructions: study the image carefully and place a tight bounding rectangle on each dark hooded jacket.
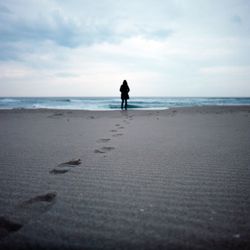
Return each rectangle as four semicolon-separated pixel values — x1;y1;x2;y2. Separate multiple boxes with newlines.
120;82;130;100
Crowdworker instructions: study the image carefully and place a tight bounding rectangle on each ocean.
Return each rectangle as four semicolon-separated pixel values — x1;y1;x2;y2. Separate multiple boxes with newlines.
0;97;250;110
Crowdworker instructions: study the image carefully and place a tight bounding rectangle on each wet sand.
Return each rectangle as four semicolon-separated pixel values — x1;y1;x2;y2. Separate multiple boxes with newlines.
0;106;250;249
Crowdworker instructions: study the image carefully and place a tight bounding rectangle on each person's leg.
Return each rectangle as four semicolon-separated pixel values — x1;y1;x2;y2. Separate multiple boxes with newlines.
125;99;127;110
121;99;124;110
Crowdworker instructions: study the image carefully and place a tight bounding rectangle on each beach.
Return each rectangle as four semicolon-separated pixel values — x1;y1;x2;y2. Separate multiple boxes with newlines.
0;106;250;249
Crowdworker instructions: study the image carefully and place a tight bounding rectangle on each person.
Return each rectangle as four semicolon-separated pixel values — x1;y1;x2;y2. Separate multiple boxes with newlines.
120;80;130;110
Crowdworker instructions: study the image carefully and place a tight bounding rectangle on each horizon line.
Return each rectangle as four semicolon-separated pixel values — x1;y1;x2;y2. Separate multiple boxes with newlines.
0;96;250;98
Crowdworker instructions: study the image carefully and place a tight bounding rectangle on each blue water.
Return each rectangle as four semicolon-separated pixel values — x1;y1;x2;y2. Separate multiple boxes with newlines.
0;97;250;110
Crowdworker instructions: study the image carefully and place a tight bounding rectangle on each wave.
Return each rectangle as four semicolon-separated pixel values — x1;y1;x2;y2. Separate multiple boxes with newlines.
53;98;71;102
109;104;156;109
0;97;250;110
0;98;20;103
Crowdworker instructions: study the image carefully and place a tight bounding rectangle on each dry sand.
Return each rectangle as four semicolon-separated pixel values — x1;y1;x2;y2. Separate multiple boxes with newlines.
0;106;250;250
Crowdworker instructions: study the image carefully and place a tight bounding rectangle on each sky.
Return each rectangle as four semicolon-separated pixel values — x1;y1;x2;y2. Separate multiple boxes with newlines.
0;0;250;97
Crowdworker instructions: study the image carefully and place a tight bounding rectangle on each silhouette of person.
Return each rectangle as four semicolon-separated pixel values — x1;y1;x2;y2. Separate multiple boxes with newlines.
120;80;130;110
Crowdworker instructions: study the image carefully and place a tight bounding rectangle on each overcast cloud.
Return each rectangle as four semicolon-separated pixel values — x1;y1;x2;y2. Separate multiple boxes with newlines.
0;0;250;96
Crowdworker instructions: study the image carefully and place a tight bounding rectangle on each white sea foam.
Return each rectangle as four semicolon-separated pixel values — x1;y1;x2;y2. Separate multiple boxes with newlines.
0;97;249;110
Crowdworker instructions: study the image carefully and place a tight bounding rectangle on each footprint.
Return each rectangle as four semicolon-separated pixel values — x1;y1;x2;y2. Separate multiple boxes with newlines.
48;112;64;118
112;133;123;137
171;110;177;117
115;124;120;127
49;169;70;175
17;192;57;222
94;147;115;154
50;159;81;174
54;112;63;116
0;217;23;239
118;126;124;129
110;129;117;132
62;159;81;166
101;146;115;152
94;149;105;154
97;138;111;143
0;192;57;239
20;192;57;207
128;115;134;121
57;159;81;167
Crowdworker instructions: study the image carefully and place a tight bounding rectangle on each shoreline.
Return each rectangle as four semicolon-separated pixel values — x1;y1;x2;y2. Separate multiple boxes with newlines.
0;104;250;112
1;97;250;111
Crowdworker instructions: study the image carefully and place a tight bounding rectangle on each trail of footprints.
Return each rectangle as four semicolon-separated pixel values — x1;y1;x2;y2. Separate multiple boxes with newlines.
94;114;133;155
0;192;57;239
0;159;81;239
0;159;83;239
0;159;82;239
0;158;82;239
0;114;134;240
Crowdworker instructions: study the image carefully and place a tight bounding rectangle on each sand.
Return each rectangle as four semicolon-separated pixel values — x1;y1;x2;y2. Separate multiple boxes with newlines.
0;106;250;250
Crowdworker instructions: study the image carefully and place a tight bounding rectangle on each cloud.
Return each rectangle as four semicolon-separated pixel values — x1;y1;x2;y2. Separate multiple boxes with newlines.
55;72;80;78
200;66;250;75
0;0;250;96
0;0;175;52
231;15;242;24
0;62;35;79
0;10;81;48
0;4;11;14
